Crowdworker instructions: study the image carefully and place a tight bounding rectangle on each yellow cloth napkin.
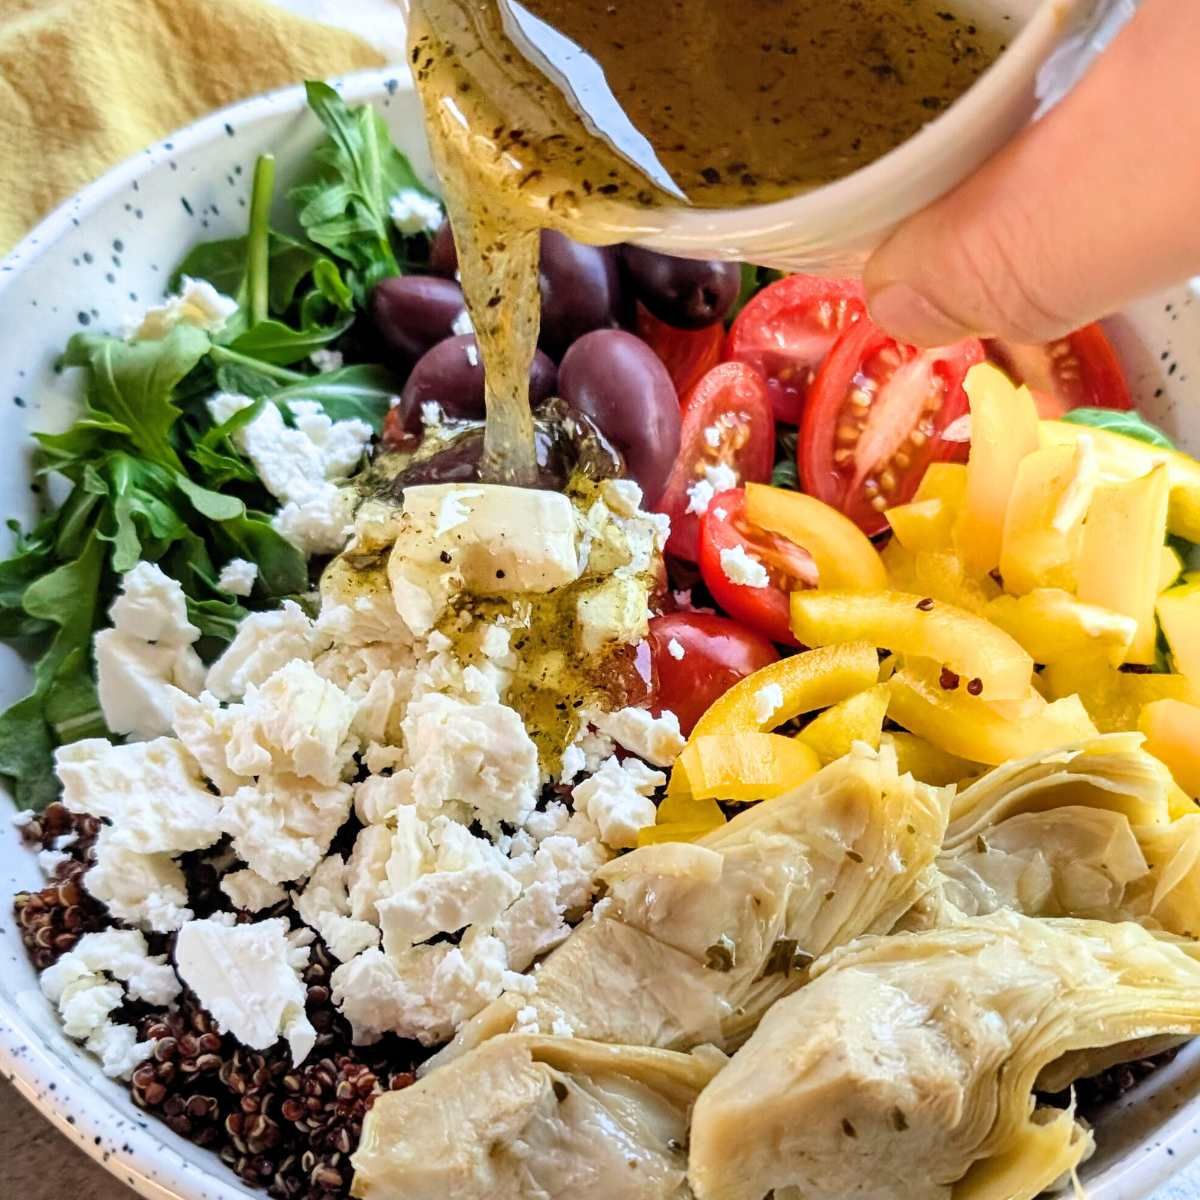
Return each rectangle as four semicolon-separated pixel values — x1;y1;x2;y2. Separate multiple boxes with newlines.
0;0;387;253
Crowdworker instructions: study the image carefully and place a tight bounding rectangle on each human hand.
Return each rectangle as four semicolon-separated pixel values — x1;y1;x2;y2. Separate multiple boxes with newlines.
863;0;1200;347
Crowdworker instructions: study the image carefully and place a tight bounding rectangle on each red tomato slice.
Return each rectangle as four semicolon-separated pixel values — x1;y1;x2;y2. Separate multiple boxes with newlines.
646;612;779;735
726;275;867;424
698;488;815;645
655;362;776;563
986;323;1133;418
800;319;985;537
636;303;724;402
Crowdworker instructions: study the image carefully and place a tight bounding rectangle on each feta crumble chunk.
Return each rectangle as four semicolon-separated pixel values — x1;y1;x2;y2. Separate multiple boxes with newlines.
310;348;344;373
84;827;193;932
220;868;287;913
110;561;200;646
294;855;381;962
719;544;770;588
389;188;443;235
590;706;685;767
216;558;258;597
753;682;785;726
130;277;238;341
667;637;685;660
95;630;205;739
206;600;329;701
176;917;315;1065
571;755;665;849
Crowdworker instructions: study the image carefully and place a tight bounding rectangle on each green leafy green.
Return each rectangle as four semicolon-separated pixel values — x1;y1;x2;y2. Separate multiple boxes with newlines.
272;365;400;432
290;80;435;299
227;313;354;366
1061;407;1175;449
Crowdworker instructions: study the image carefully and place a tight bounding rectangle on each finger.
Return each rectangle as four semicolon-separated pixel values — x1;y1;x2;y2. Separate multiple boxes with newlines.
863;0;1200;347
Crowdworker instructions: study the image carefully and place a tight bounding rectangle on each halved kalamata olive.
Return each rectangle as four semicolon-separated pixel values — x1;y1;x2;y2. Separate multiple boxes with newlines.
538;231;623;358
371;276;467;364
392;333;557;435
620;246;742;330
558;329;680;504
429;220;459;277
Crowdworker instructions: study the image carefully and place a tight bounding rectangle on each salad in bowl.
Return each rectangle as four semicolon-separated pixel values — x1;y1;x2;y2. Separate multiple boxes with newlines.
4;80;1200;1200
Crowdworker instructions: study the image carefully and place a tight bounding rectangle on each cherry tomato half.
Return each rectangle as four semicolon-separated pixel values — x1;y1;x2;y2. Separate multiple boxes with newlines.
698;488;816;646
986;323;1133;418
636;303;724;402
800;319;985;537
646;612;779;736
725;274;867;424
655;362;776;563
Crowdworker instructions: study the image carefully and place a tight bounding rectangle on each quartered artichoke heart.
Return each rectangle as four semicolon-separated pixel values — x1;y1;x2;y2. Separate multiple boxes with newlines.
687;911;1200;1200
922;733;1200;936
428;742;951;1070
351;1034;723;1200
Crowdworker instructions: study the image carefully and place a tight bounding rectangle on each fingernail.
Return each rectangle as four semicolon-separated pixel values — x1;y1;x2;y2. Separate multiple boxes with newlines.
868;283;972;347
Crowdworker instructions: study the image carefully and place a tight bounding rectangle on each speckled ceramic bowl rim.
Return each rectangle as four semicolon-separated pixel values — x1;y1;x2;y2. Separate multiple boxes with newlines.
3;61;1200;1200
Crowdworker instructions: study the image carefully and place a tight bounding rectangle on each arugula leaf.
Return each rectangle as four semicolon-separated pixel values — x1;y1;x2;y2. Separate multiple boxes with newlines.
1061;407;1175;449
227;312;354;366
174;472;246;521
290;81;433;297
272;365;401;433
61;325;211;471
187;595;249;644
216;512;308;597
171;231;325;316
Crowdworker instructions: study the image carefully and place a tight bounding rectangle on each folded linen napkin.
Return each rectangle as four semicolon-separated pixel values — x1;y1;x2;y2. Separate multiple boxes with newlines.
0;0;386;253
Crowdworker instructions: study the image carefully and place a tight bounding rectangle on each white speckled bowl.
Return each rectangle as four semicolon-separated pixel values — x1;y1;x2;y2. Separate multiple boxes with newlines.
2;66;1200;1200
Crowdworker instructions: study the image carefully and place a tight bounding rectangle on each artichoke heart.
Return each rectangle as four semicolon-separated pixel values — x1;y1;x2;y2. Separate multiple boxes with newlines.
352;1034;720;1200
928;734;1200;936
429;742;950;1070
687;911;1200;1200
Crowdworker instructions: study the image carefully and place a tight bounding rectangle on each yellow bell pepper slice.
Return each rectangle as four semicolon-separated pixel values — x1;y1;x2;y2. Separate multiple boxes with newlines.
881;543;998;615
689;641;880;739
882;732;978;787
1159;544;1185;592
913;461;968;508
796;683;890;763
1040;420;1200;543
654;789;725;829
985;589;1136;669
1158;580;1200;685
1076;465;1170;665
1138;699;1200;797
790;589;1034;701
745;483;886;591
637;818;725;846
672;733;821;802
885;498;956;553
956;363;1040;575
888;662;1097;766
1042;654;1200;734
998;443;1092;595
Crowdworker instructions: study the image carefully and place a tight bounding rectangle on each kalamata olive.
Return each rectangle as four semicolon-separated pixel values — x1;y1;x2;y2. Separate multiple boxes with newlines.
371;276;467;364
558;329;680;504
620;246;741;330
393;334;558;435
538;231;623;358
429;220;458;277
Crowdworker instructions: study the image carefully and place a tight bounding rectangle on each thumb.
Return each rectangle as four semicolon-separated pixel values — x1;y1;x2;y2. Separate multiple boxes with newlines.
864;0;1200;347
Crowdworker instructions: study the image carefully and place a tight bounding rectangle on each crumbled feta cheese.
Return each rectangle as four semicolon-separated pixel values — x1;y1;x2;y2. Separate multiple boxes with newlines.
704;461;739;494
420;400;444;429
574;575;652;654
389;188;443;235
753;682;785;725
272;485;358;557
176;917;315;1065
294;855;380;962
570;755;664;849
667;637;686;661
224;660;359;786
560;719;617;784
84;827;193;932
287;401;374;479
465;341;480;368
703;423;723;449
524;802;572;843
56;737;222;854
95;630;205;738
551;1018;575;1038
514;1005;540;1034
345;818;430;924
397;692;539;832
167;690;247;795
450;308;473;336
219;773;353;884
686;478;715;516
37;849;70;877
110;561;200;647
10;809;34;829
720;544;770;588
216;558;258;597
310;347;344;373
330;928;507;1046
130;277;238;341
590;706;685;767
220;868;287;913
206;600;329;701
67;930;182;1006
